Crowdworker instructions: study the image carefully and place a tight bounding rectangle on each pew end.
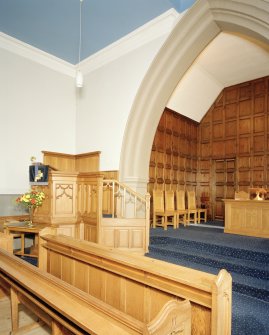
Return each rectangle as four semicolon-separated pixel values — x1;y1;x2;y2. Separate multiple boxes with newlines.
144;299;191;335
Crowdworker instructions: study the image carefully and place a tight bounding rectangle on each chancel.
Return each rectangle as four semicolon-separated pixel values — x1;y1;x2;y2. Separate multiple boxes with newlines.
0;0;269;334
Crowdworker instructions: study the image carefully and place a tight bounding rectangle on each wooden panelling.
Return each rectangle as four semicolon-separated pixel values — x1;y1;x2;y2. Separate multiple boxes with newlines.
225;103;237;119
148;108;199;193
148;76;269;220
224;199;269;238
42;151;100;172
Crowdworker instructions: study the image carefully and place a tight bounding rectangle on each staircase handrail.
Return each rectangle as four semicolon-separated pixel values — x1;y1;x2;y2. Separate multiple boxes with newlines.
103;179;148;203
102;179;150;219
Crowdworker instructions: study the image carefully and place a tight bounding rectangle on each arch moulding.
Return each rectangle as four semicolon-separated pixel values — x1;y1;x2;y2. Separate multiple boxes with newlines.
119;0;269;194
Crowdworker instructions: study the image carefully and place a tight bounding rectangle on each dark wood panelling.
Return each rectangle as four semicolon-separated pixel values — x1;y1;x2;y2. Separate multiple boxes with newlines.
198;76;268;219
148;76;269;220
148;108;199;193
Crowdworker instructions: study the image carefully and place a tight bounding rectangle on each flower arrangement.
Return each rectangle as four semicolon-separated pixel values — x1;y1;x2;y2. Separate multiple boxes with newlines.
16;188;45;209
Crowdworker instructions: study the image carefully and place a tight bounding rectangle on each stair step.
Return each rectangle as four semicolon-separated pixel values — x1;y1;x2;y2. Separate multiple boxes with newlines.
150;236;269;264
149;244;269;280
232;292;269;334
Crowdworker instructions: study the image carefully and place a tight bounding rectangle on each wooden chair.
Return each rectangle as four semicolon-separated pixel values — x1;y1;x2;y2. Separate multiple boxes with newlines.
152;190;176;230
164;190;177;229
175;190;187;226
187;191;207;224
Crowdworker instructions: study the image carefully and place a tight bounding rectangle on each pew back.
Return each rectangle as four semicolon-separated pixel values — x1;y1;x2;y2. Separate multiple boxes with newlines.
0;249;192;335
41;234;232;335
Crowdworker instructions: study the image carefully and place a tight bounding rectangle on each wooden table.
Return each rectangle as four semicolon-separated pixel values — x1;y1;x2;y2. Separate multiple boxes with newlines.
223;199;269;238
5;223;49;266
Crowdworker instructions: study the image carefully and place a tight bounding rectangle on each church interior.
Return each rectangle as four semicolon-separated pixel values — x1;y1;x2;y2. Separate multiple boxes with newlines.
0;0;269;334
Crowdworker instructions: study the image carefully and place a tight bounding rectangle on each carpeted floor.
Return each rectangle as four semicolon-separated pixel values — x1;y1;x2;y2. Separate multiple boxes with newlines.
146;225;269;335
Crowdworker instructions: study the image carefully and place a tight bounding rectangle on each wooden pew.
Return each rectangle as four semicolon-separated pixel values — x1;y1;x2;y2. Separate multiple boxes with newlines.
41;234;232;335
0;248;192;335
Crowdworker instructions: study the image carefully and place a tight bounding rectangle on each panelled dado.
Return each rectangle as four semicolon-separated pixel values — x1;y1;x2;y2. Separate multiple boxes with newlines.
148;75;269;220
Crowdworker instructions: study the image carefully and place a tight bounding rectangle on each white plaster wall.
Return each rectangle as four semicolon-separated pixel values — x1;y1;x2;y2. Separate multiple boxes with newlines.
0;48;76;194
76;35;168;171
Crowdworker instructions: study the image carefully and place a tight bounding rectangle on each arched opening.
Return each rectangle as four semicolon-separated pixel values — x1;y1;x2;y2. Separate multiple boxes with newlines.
119;0;269;194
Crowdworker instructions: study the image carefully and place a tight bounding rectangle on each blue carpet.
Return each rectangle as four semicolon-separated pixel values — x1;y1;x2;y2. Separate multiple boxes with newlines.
147;225;269;335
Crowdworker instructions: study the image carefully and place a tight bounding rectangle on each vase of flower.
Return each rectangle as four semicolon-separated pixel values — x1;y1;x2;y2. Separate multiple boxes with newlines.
28;206;35;226
16;188;45;227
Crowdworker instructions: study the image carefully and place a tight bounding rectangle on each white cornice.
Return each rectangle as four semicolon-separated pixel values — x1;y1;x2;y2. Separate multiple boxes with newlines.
0;32;75;77
78;8;180;74
0;8;180;77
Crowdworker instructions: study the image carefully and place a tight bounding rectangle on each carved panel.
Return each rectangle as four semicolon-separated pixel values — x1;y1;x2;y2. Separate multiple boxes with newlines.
239;137;251;154
239;99;252;117
225;103;237;120
212;107;223;122
253;155;264;168
225;87;238;103
254;79;266;96
225;139;236;156
201;123;211;142
212;141;224;157
254;115;265;133
238;156;251;170
225;120;236;137
254;96;266;114
213;123;224;139
55;184;74;215
253;135;265;152
252;170;265;185
239;118;251;135
238;171;251;184
239;83;252;100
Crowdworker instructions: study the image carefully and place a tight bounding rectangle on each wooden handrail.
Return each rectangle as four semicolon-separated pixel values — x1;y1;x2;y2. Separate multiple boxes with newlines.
102;179;150;219
103;179;147;203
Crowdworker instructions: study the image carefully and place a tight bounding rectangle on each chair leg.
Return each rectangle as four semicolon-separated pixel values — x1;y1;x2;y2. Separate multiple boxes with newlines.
173;214;177;229
183;213;187;227
153;214;156;228
164;215;168;230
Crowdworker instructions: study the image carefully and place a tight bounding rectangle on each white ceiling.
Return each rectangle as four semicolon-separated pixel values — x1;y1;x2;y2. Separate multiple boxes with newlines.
167;32;269;122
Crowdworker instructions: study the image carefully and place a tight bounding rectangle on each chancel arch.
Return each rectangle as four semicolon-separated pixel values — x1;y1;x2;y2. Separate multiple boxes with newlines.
119;0;269;194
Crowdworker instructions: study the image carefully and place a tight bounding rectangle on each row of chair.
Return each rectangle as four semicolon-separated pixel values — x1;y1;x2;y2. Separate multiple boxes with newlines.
152;190;207;230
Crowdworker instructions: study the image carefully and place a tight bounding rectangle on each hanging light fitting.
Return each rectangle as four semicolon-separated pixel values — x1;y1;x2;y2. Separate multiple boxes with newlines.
76;0;83;88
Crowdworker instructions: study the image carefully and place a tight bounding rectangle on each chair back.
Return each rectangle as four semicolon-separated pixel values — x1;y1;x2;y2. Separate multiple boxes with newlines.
165;191;175;211
153;190;165;212
176;190;186;210
187;191;197;210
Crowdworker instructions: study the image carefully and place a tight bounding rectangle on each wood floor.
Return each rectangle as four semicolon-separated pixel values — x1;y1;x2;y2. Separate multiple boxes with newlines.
0;296;50;335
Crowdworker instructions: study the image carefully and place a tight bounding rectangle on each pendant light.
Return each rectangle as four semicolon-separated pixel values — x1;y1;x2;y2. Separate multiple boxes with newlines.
76;0;83;88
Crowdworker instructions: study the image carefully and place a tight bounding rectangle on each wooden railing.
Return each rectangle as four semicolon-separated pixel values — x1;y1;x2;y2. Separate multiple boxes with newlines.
100;179;150;253
41;234;232;335
0;248;192;335
33;171;150;253
102;179;149;219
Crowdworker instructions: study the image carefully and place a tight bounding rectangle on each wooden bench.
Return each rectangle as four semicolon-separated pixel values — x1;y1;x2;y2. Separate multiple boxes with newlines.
0;248;191;335
40;234;232;335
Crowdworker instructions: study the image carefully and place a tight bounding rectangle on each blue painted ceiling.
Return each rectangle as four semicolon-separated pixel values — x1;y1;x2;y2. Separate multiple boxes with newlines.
0;0;196;64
